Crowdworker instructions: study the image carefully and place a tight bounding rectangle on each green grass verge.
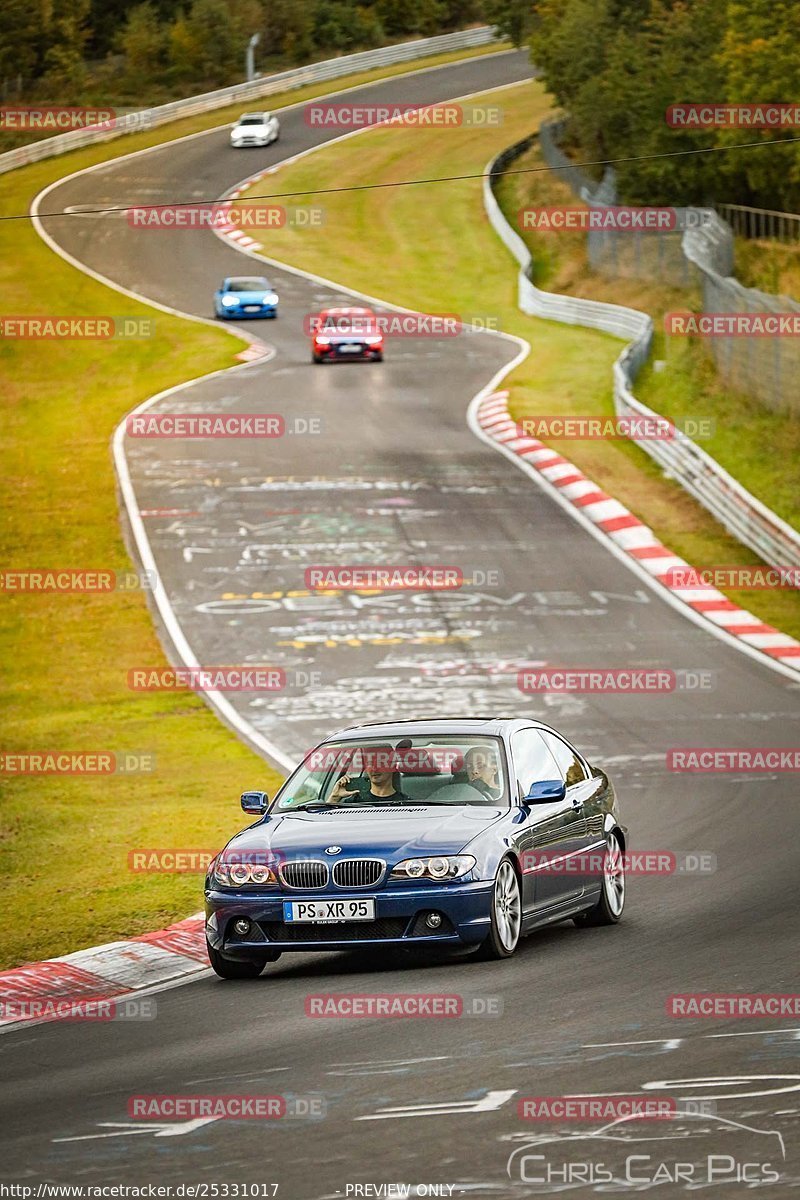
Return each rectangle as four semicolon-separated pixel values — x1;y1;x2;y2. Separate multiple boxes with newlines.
237;80;800;640
0;43;508;970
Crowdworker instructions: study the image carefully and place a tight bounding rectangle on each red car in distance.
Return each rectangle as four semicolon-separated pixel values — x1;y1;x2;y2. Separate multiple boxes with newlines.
310;306;384;363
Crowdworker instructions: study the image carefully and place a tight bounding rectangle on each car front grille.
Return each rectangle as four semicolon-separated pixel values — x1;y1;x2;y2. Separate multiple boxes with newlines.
279;861;328;890
332;859;384;888
261;918;407;943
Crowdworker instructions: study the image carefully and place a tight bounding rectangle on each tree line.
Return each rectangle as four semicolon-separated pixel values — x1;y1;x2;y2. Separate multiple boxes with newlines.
529;0;800;212
0;0;494;105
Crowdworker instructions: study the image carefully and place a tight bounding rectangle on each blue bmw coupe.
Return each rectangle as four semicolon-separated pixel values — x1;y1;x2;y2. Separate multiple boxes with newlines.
204;718;627;978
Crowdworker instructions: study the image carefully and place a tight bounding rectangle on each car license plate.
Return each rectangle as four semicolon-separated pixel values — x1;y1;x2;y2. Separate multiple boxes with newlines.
283;898;375;923
244;305;261;312
339;344;361;353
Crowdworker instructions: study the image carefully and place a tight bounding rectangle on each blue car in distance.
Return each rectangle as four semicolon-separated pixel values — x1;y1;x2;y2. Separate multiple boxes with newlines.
204;718;627;978
214;275;279;319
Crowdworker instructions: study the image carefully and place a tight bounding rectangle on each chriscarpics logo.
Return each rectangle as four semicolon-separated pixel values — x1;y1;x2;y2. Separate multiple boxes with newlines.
506;1112;786;1188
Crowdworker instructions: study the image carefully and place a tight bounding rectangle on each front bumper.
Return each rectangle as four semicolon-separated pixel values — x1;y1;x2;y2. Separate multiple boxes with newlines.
205;880;493;954
217;302;278;319
313;341;382;360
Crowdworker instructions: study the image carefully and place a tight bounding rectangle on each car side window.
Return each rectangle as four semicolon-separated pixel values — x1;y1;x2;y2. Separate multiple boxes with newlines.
541;732;587;787
510;729;561;799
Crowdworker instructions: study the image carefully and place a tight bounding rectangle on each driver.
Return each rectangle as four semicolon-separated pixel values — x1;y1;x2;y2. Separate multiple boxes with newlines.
464;746;502;801
329;745;410;805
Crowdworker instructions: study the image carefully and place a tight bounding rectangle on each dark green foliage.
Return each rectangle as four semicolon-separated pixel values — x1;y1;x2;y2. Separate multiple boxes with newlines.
531;0;800;210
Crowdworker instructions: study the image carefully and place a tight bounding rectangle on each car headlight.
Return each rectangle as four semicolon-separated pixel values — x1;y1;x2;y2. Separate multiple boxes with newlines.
315;336;331;345
364;336;382;345
214;860;277;886
221;295;238;306
265;293;279;305
390;855;476;881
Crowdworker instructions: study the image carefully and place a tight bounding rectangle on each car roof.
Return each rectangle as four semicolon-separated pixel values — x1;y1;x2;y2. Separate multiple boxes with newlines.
326;717;561;741
224;276;269;286
238;112;267;120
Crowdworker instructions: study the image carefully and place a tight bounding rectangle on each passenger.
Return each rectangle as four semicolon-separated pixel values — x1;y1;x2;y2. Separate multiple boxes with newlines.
464;746;503;801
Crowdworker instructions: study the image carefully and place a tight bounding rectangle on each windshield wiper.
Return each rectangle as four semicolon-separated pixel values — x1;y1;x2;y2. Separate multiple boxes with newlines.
280;801;338;813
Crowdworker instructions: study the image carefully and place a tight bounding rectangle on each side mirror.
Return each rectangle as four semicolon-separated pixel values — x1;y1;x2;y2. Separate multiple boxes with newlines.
524;778;566;804
241;790;269;814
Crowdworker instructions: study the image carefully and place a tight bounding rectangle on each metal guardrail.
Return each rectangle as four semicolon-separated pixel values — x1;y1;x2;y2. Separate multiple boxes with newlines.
484;135;800;572
717;203;800;243
0;26;499;176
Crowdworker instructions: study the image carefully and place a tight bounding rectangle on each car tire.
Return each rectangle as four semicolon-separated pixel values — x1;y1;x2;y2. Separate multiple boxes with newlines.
312;353;323;363
207;942;270;979
374;353;383;362
573;831;625;927
476;859;521;960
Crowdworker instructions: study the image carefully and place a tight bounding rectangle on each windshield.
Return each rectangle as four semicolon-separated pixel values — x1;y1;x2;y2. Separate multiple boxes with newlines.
272;735;509;812
238;116;265;126
226;278;270;292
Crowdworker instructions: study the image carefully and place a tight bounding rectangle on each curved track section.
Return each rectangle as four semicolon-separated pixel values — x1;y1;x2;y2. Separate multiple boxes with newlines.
4;50;799;1196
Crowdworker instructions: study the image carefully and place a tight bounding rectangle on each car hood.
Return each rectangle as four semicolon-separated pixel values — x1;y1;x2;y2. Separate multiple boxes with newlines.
223;805;506;863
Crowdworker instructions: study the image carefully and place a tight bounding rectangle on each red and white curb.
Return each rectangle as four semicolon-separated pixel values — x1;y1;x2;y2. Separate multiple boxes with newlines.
477;391;800;674
214;187;268;253
0;914;207;1031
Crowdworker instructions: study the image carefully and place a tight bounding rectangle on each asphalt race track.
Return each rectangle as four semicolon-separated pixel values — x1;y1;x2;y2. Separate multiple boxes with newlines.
4;49;799;1197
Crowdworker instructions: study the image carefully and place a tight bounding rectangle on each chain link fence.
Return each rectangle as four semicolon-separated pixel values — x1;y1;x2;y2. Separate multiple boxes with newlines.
539;118;799;414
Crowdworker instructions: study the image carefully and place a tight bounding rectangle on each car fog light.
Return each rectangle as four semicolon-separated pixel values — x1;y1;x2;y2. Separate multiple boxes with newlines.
425;912;442;929
233;918;251;936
